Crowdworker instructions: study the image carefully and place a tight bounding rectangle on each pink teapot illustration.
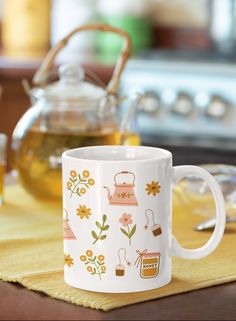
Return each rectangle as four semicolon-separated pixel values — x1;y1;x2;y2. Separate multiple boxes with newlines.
104;171;138;206
63;209;76;240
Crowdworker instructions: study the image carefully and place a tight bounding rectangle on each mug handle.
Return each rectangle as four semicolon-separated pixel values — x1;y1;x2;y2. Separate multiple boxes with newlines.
171;165;226;260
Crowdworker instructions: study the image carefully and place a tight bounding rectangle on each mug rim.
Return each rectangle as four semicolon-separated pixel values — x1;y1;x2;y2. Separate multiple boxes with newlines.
62;145;172;163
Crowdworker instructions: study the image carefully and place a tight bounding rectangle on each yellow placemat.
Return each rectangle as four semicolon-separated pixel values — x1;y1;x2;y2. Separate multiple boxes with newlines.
0;185;235;311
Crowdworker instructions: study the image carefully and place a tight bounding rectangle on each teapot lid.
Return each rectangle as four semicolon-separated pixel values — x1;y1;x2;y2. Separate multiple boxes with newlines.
32;63;107;103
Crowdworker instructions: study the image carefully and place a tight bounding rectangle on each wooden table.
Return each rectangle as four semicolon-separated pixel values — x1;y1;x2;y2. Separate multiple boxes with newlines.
0;280;235;320
1;173;236;320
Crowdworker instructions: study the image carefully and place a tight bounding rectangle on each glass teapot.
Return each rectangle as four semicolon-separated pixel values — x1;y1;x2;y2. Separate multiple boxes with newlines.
12;24;141;200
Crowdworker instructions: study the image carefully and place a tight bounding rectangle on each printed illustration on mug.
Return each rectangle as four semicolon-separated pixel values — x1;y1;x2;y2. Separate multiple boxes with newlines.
67;169;95;199
115;248;132;277
76;204;92;220
119;213;136;246
104;171;138;206
63;209;76;240
144;209;162;237
135;249;161;279
80;250;106;280
145;180;161;196
91;214;110;245
64;254;74;267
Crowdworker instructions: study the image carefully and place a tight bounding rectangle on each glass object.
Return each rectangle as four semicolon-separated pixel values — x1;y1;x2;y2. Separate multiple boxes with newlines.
0;134;7;205
2;0;50;58
175;164;236;218
12;24;141;201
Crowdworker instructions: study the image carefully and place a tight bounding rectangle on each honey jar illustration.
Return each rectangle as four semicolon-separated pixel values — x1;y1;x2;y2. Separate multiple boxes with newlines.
135;250;160;279
144;209;162;237
115;248;131;277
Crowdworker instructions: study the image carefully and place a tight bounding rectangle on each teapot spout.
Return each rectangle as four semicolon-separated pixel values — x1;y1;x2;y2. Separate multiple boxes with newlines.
103;186;112;201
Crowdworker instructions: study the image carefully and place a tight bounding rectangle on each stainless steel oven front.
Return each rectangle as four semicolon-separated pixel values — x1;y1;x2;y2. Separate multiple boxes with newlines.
120;52;236;151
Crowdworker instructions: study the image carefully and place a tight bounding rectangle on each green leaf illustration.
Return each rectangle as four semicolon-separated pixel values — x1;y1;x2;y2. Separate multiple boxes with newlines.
88;258;95;263
92;215;109;245
120;228;129;238
130;225;137;238
96;221;102;229
92;231;98;240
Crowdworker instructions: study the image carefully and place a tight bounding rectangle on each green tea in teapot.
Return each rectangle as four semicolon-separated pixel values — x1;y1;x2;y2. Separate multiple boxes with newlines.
13;126;140;200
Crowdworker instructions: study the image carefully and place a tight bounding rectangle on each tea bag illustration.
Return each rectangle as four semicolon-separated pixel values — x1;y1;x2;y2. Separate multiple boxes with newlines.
135;250;160;279
115;248;132;277
144;209;162;237
104;171;138;206
63;209;76;240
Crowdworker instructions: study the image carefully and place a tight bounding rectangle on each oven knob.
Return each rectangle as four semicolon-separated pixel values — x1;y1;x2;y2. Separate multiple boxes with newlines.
172;93;193;116
205;95;229;119
139;92;160;115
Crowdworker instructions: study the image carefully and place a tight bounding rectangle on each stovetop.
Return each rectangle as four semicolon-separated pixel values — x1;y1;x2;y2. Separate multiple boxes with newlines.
142;134;236;166
120;49;236;151
138;49;236;64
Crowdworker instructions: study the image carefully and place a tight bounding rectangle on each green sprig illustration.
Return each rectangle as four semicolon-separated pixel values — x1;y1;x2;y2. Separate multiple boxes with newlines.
92;215;110;245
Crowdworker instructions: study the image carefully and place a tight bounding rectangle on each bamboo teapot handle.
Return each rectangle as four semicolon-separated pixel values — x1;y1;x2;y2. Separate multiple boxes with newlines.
33;23;132;96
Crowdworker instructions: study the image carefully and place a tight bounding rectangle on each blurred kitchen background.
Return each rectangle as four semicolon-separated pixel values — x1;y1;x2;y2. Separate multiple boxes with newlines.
1;0;236;168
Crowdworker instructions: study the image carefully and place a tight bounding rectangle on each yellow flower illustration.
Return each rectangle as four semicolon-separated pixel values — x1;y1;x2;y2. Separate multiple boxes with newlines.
81;250;106;280
67;181;72;188
88;178;95;186
86;250;93;257
70;170;77;178
98;255;105;262
87;266;93;272
101;266;106;273
80;255;87;262
80;188;86;194
68;169;95;199
77;205;91;220
83;170;90;178
64;254;74;267
146;180;161;196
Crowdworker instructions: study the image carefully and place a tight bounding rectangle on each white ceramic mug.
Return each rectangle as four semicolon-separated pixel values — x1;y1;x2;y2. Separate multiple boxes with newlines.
62;146;225;293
